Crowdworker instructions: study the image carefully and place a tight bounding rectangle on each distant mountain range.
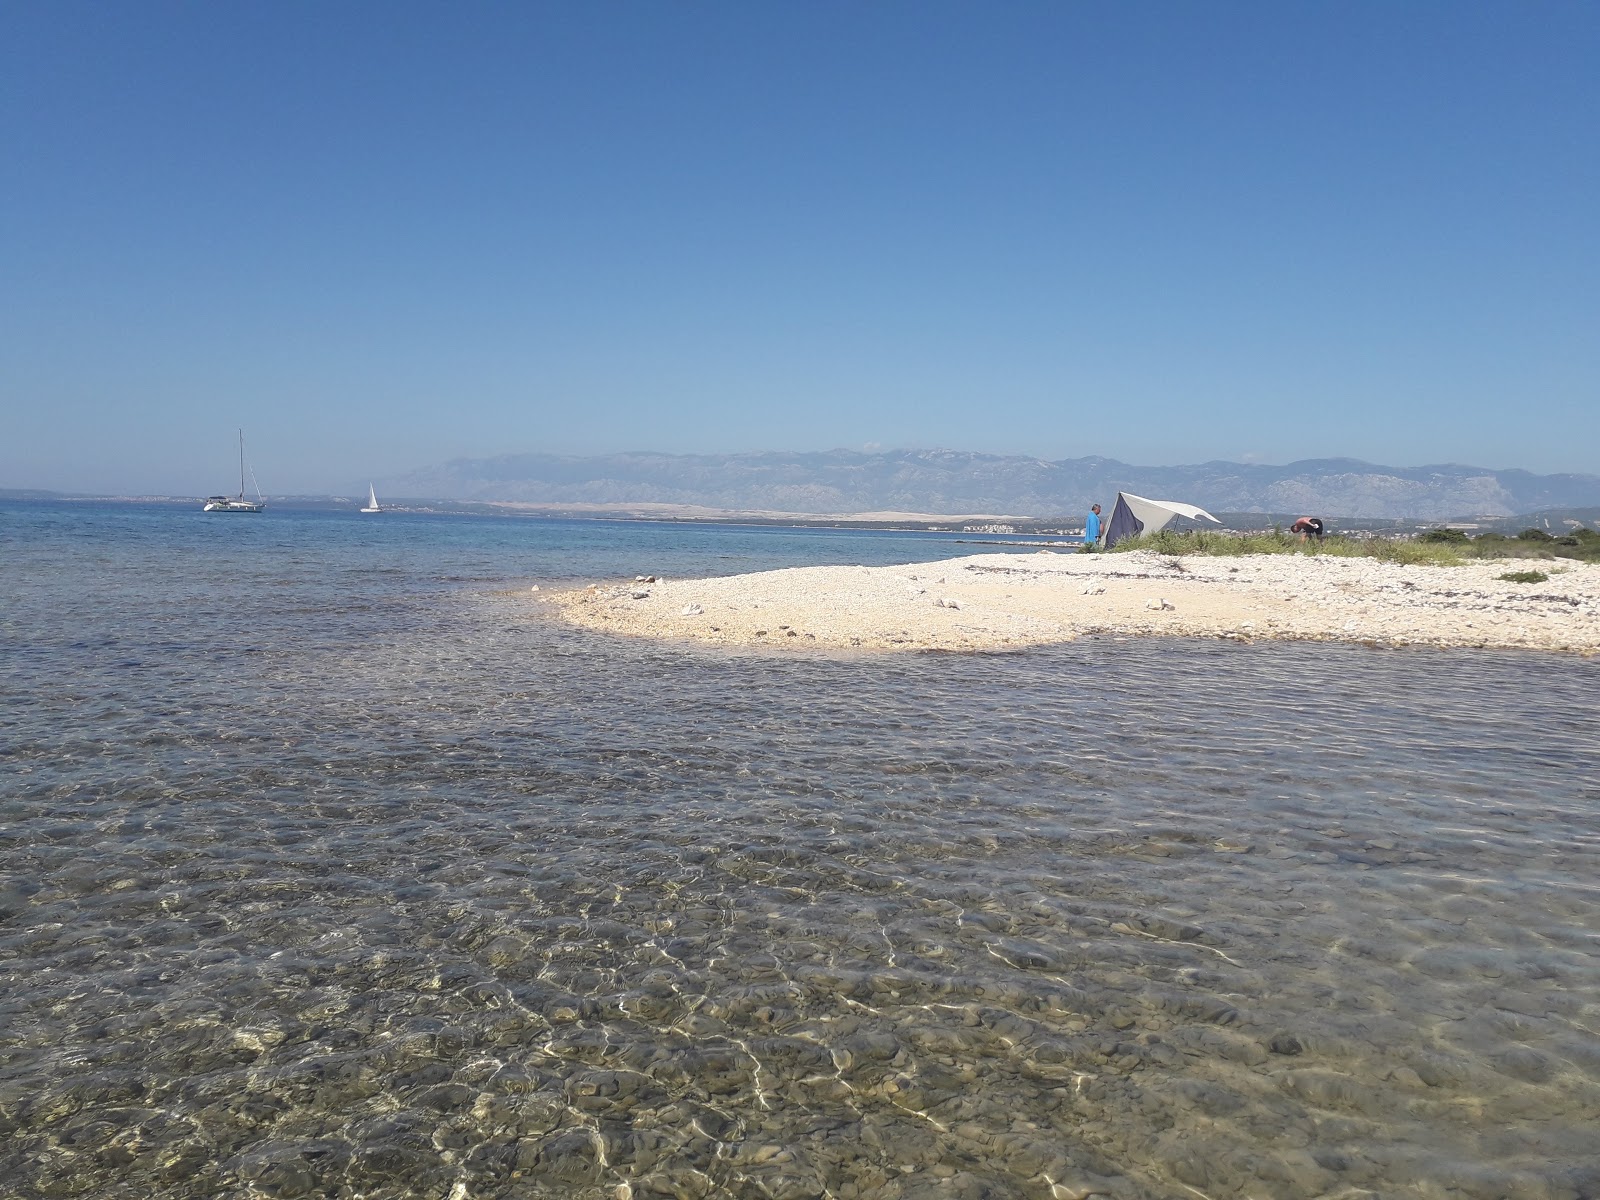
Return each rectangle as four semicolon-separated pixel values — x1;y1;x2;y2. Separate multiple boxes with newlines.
378;449;1600;521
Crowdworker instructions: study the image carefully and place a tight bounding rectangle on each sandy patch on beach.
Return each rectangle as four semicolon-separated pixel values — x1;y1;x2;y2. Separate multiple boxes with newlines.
541;551;1600;654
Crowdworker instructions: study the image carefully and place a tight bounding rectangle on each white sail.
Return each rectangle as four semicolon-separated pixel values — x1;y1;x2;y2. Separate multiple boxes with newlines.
361;483;381;513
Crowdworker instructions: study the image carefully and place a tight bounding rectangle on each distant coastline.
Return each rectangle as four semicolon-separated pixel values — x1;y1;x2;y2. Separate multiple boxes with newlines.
380;448;1600;522
5;491;1597;538
12;449;1600;526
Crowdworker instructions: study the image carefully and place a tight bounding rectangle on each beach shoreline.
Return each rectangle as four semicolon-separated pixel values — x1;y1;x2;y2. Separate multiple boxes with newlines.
541;550;1600;654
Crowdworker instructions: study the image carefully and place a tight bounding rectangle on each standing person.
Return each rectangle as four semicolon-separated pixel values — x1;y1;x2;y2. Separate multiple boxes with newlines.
1084;503;1103;548
1290;516;1325;542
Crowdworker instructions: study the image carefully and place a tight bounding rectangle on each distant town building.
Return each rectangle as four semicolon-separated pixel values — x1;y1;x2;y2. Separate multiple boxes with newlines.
963;523;1016;534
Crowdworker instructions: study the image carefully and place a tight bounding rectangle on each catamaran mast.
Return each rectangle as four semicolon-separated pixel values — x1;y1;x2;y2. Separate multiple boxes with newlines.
238;429;246;499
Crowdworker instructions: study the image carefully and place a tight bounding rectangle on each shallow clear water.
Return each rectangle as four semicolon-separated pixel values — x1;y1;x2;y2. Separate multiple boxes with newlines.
3;502;1598;1199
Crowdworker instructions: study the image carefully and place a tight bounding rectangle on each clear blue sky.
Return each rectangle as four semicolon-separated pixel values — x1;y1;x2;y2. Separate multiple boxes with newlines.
3;1;1596;494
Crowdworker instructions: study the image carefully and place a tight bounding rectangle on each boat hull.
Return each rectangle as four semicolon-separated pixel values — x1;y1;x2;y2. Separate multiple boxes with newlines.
204;498;264;512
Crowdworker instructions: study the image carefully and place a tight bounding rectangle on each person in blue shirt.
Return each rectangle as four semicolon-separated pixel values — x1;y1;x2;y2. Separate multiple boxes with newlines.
1084;503;1103;547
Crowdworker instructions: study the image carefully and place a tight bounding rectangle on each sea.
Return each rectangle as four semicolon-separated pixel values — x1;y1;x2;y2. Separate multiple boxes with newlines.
3;499;1598;1200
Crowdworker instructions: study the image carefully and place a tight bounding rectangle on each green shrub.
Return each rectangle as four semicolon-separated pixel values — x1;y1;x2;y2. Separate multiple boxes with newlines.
1419;528;1470;543
1466;541;1553;561
1459;526;1600;563
1499;569;1549;583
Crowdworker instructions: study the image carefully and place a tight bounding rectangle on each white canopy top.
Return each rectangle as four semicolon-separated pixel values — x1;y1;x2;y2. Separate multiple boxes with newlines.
1104;491;1221;548
1119;492;1221;526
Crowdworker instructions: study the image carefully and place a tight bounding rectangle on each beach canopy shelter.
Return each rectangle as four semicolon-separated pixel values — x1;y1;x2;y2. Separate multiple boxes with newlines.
1103;491;1222;549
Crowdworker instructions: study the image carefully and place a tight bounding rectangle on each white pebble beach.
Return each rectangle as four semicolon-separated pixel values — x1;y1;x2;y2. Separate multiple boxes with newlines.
545;550;1600;654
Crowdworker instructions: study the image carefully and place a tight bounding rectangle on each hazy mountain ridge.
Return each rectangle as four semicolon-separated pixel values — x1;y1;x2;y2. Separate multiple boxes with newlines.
380;450;1600;520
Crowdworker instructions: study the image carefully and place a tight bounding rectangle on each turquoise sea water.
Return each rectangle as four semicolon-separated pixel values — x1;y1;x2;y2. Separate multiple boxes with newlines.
3;500;1598;1199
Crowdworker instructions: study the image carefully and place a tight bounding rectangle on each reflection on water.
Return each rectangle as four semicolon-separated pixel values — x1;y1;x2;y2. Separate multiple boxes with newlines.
3;509;1599;1198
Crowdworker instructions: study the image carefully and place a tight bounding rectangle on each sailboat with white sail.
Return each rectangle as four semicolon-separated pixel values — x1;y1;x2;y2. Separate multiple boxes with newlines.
203;430;266;512
360;484;382;514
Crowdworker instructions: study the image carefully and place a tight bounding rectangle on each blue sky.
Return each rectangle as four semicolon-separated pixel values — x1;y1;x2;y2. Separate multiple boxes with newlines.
3;1;1596;494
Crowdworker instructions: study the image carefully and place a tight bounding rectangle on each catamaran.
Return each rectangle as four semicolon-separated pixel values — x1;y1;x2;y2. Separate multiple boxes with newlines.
360;483;382;514
203;430;265;512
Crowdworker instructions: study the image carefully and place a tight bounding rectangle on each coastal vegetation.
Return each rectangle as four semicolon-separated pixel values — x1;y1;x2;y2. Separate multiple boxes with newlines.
1105;529;1465;565
1110;524;1600;565
1420;526;1600;563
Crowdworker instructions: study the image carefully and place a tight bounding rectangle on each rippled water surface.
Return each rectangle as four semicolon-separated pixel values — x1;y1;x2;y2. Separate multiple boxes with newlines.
4;502;1599;1199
